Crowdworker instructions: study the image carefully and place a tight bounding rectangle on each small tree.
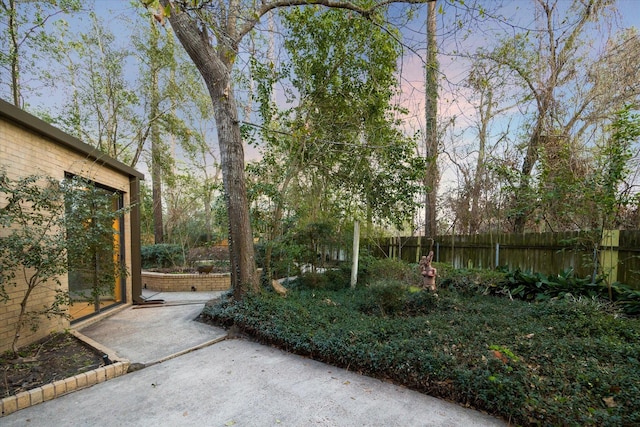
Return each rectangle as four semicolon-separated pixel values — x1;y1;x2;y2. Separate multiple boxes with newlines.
0;173;126;356
0;174;70;355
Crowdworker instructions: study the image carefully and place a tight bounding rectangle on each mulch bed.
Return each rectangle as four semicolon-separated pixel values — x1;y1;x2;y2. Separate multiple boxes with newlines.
1;333;106;398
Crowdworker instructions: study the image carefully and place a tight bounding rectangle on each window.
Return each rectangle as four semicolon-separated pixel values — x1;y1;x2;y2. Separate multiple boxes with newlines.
64;175;126;320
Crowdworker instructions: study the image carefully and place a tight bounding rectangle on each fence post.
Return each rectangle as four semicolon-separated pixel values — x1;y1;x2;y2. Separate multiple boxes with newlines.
495;243;500;268
599;230;620;285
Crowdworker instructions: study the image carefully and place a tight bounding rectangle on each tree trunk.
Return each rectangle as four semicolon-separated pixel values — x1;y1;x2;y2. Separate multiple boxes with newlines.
468;86;492;234
7;0;21;107
512;121;543;232
164;7;259;297
424;0;439;238
350;220;360;288
149;19;164;244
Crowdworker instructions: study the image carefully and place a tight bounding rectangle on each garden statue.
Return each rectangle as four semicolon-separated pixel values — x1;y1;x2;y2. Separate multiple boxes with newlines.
419;251;437;291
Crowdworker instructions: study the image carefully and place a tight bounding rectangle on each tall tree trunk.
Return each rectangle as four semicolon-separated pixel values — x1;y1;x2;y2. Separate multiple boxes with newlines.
350;220;360;288
424;0;439;238
6;0;21;107
149;19;164;244
468;87;492;234
164;7;259;297
512;121;544;232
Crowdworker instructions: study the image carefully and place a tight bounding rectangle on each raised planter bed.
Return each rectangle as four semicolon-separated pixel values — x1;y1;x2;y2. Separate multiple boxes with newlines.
1;331;129;417
141;271;231;292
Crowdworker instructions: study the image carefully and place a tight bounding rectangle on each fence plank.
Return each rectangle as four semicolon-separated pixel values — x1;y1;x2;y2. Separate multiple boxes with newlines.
370;231;640;289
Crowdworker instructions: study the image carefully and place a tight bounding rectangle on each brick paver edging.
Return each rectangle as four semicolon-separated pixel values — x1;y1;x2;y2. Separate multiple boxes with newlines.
1;360;130;417
1;331;130;417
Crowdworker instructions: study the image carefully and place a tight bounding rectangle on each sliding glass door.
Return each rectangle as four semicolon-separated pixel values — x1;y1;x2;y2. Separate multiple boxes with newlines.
65;176;126;321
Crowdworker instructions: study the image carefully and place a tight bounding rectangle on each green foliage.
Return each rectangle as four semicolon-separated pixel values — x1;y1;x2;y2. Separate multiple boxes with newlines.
291;221;337;269
141;244;184;269
438;266;507;294
291;256;412;292
500;268;603;301
322;268;351;289
246;5;426;256
294;272;331;290
0;0;81;106
203;285;640;426
595;105;640;228
0;173;125;354
497;269;640;315
609;282;640;316
364;257;417;285
358;280;407;317
0;174;71;349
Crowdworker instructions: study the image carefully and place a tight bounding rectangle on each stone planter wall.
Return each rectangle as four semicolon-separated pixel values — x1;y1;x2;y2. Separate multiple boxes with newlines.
141;271;231;292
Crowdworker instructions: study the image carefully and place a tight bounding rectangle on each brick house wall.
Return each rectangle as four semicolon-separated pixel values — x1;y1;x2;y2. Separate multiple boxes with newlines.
0;100;144;353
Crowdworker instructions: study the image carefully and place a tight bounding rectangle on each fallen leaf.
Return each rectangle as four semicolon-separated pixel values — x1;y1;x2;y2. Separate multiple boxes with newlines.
603;397;617;408
492;350;509;364
343;380;351;385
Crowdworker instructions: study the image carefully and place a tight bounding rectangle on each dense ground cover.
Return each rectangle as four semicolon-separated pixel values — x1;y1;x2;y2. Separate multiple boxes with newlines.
202;263;640;426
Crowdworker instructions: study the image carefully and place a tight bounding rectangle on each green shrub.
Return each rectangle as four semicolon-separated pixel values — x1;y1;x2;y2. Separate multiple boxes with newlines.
610;282;640;315
438;266;507;294
359;280;408;316
141;244;184;269
294;272;331;290
322;268;351;289
498;269;640;315
351;252;381;284
403;288;440;315
500;268;602;301
365;257;416;284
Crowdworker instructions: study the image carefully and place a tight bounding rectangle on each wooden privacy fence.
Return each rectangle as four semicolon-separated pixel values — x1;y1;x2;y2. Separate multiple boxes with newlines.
370;231;640;289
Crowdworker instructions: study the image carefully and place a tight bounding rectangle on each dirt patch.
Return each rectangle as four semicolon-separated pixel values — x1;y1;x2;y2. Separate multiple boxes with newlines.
1;332;106;398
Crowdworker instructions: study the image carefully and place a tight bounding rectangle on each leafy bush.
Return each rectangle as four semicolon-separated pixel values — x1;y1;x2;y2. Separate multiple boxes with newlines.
351;252;380;283
322;268;351;289
141;244;184;269
403;288;441;315
365;257;417;285
498;269;640;315
438;265;507;294
610;282;640;315
358;280;407;316
500;268;602;301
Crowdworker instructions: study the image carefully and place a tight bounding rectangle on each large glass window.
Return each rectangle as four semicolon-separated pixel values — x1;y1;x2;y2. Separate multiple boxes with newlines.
64;175;126;321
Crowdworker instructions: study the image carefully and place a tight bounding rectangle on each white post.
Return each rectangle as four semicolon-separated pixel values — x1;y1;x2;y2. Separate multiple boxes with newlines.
350;220;360;288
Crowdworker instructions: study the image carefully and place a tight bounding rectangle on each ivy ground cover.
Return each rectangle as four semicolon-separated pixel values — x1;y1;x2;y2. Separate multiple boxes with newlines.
203;283;640;426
